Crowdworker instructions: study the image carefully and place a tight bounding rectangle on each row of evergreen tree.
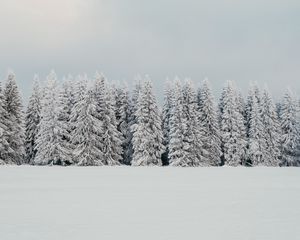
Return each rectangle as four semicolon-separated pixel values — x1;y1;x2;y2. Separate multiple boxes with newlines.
0;70;299;167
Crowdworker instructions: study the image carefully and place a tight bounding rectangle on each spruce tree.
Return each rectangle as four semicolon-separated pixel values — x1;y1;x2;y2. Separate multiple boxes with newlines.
115;84;132;165
4;71;25;165
181;79;207;166
246;85;266;166
197;79;221;166
34;70;60;165
219;81;247;166
71;89;104;166
168;80;188;166
161;80;173;166
25;75;42;164
260;88;281;166
0;82;10;164
279;89;300;166
131;78;164;166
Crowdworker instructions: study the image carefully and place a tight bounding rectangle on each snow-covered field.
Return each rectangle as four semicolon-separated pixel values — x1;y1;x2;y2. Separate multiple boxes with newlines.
0;166;299;240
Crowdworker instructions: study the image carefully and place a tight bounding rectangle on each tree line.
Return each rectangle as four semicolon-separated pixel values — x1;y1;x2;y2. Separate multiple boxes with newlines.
0;70;299;167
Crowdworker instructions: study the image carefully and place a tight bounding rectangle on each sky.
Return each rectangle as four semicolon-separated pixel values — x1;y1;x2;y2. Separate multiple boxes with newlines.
0;0;299;102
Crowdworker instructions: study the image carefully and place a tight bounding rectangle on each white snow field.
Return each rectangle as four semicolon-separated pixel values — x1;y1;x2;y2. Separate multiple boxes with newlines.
0;166;299;240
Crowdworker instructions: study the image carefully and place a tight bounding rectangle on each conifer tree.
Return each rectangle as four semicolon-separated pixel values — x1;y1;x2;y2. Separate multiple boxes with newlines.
71;89;104;166
197;79;221;166
181;79;207;166
25;75;42;164
168;80;188;166
4;71;25;165
115;84;132;165
34;70;60;165
279;89;300;166
0;82;10;164
219;81;247;166
161;80;173;165
260;88;281;166
131;78;164;166
246;85;267;166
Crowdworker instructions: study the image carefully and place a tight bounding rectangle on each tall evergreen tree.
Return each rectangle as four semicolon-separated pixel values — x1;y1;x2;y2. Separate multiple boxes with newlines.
131;78;164;166
181;79;207;166
161;80;173;166
34;70;60;165
168;80;188;166
115;84;132;165
25;75;42;164
0;82;10;164
55;78;75;165
101;85;123;165
197;79;222;166
246;85;267;166
219;81;247;166
279;89;300;166
71;89;104;166
4;71;25;165
260;88;281;166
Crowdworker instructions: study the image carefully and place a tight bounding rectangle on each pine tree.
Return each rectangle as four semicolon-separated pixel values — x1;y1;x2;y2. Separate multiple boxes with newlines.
246;85;267;166
279;89;300;166
0;82;10;164
219;81;247;166
131;78;164;166
197;79;222;166
115;84;132;165
4;71;25;165
71;89;104;166
34;70;60;165
168;80;188;166
260;88;281;166
25;75;42;164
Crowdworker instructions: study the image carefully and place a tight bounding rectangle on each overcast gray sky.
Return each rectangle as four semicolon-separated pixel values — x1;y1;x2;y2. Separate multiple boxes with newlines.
0;0;299;102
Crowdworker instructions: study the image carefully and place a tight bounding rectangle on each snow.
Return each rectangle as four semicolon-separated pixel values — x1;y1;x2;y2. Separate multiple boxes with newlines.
0;166;299;240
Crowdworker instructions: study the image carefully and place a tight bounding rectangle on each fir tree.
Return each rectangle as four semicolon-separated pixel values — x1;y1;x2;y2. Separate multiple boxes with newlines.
260;88;281;166
219;81;247;166
168;80;188;166
197;79;222;166
25;75;42;164
131;78;164;166
0;82;10;164
34;70;60;165
3;71;25;165
279;89;300;166
71;89;104;166
115;84;132;165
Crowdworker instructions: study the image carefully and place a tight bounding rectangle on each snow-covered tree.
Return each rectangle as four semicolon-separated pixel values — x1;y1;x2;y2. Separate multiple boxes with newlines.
0;82;10;164
25;75;42;164
168;80;188;166
161;80;173;165
246;85;267;166
55;78;76;165
219;81;247;166
260;88;281;166
279;89;300;166
101;84;123;165
197;79;222;166
70;89;104;166
131;78;164;166
115;84;132;165
34;70;60;165
3;71;25;165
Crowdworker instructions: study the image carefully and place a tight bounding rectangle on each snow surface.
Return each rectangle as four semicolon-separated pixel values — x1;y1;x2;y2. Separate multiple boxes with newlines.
0;166;299;240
